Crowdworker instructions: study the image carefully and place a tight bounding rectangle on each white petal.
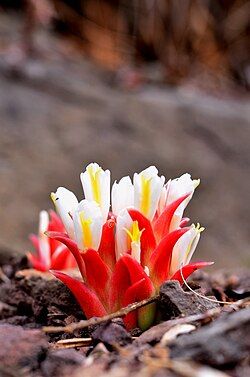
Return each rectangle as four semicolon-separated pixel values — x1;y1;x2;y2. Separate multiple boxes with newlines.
116;209;133;260
111;176;134;216
80;163;110;221
185;232;201;265
39;210;49;235
38;210;50;267
133;166;165;220
131;241;141;264
163;174;200;231
73;200;103;251
51;187;78;239
170;224;202;276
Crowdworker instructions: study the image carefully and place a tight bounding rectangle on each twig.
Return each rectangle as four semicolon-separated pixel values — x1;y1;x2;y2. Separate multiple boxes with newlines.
54;337;93;348
43;294;159;333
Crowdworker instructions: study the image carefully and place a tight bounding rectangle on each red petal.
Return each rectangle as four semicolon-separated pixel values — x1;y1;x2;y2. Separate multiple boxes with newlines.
123;278;154;330
50;247;75;270
48;210;65;232
29;234;40;253
82;249;111;307
171;261;214;285
51;270;107;318
153;193;190;241
180;217;190;227
128;209;156;267
121;254;150;285
109;254;153;313
48;211;65;253
27;253;48;272
98;219;116;270
109;257;132;312
65;252;78;269
46;231;86;279
149;227;189;288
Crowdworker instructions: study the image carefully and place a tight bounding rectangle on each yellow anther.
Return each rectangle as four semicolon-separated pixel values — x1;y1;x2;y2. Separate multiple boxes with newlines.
140;175;151;216
87;165;102;204
196;223;205;233
79;211;92;248
50;192;57;205
124;221;144;244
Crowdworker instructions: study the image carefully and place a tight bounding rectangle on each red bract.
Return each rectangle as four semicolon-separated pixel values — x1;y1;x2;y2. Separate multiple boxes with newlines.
27;210;76;271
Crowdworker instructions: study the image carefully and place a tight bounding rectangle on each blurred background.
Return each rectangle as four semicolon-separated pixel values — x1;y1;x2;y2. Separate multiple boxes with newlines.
0;0;249;267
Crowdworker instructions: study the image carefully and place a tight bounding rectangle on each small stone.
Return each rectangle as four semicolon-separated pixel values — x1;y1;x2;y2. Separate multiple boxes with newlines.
91;320;132;349
0;324;48;370
41;349;85;377
159;280;219;320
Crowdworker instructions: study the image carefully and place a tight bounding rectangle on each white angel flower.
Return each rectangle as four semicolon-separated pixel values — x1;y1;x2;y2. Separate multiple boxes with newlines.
80;163;110;221
134;166;165;220
170;223;204;276
111;176;134;216
158;173;200;231
73;200;104;251
51;187;78;239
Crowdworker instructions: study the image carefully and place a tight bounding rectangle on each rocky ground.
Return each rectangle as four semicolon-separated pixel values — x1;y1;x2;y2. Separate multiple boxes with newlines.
0;252;249;377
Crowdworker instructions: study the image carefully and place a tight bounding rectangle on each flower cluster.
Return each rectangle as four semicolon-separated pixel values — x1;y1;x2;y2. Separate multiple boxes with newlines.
27;210;76;271
45;163;212;330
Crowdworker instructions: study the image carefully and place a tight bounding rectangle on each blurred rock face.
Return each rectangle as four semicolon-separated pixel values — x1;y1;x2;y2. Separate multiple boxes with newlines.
0;54;249;269
0;8;249;268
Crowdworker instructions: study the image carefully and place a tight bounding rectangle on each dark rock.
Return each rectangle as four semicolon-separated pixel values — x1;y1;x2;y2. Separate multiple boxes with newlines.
41;349;85;377
170;307;250;367
91;320;132;350
159;280;219;320
0;324;48;371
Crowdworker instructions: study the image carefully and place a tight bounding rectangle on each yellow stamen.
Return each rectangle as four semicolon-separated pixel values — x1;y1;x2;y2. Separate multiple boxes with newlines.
140;175;151;216
79;211;92;249
87;165;102;204
124;221;144;244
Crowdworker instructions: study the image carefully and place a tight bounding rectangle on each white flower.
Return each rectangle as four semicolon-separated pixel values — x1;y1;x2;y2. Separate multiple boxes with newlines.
134;166;165;220
159;174;200;231
170;223;204;276
73;200;104;251
111;176;134;216
80;163;110;221
51;187;78;239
